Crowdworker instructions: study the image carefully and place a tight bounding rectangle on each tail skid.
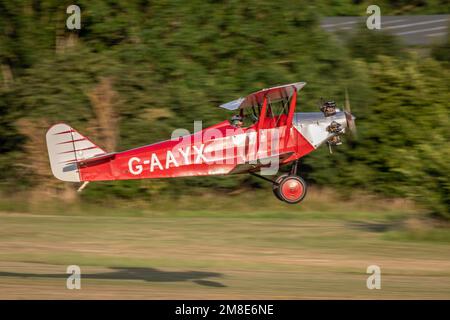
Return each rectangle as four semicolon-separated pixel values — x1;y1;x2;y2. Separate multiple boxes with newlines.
46;123;107;182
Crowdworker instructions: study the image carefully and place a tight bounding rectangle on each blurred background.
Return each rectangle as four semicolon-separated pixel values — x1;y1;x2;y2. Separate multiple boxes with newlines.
0;0;449;299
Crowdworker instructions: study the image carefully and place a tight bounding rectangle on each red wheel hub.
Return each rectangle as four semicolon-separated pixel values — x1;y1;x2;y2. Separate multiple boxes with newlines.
281;178;304;201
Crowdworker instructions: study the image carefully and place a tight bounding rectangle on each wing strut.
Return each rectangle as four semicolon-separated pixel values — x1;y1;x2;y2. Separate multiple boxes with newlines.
286;90;297;129
249;172;279;185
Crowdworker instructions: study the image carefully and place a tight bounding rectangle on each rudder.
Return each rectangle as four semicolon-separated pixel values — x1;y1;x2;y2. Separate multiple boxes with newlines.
46;123;106;182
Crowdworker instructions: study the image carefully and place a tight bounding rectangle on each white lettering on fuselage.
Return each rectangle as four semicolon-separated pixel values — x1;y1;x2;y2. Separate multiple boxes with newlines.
128;144;209;175
128;157;143;175
150;153;163;172
165;150;179;169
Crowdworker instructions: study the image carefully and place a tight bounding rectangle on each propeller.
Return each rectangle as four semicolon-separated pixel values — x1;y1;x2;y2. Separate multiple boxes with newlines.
344;88;357;138
325;89;357;154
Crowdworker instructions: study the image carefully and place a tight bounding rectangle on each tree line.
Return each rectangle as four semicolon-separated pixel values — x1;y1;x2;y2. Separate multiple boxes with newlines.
0;1;448;218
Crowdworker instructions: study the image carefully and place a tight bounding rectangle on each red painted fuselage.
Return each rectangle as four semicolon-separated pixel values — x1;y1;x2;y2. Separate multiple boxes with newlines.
78;115;314;182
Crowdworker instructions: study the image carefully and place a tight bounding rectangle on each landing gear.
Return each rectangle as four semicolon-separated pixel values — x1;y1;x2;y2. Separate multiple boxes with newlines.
275;175;307;204
272;174;288;201
250;160;308;204
273;160;307;204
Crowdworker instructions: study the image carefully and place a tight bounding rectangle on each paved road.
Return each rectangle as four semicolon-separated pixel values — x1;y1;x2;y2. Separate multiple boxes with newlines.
321;15;449;46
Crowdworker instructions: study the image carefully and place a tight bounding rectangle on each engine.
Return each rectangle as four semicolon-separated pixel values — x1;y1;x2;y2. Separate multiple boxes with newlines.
320;101;337;117
292;97;356;151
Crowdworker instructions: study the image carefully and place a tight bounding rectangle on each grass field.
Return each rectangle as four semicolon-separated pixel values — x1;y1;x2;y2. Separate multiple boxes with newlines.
0;190;449;299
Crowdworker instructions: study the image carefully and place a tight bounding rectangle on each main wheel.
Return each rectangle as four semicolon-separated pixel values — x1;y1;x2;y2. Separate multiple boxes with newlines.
272;174;288;201
278;175;307;204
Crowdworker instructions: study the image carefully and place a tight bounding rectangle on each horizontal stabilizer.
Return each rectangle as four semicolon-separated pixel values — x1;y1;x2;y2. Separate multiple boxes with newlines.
77;152;116;166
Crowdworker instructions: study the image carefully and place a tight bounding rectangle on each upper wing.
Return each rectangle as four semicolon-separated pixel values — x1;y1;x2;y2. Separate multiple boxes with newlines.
219;82;306;111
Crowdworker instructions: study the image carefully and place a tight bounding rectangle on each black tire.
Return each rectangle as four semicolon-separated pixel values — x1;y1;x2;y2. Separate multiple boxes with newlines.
272;174;289;201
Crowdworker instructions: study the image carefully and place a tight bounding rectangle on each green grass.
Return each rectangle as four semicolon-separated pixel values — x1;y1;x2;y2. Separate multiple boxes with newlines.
0;189;447;299
0;206;448;299
0;187;419;221
383;229;450;244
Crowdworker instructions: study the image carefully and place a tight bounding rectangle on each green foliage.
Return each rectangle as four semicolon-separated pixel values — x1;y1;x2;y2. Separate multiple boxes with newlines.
0;1;449;218
316;0;450;15
345;26;406;62
305;55;450;218
431;24;450;65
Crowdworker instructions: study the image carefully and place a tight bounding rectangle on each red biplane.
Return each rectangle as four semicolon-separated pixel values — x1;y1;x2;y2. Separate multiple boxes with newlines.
46;82;356;203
